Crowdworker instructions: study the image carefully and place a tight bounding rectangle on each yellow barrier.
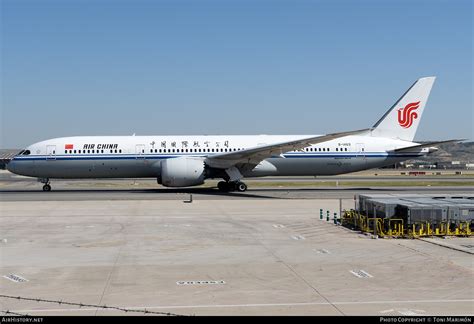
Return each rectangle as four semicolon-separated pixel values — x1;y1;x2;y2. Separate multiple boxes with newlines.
340;210;472;238
387;219;404;237
458;222;472;236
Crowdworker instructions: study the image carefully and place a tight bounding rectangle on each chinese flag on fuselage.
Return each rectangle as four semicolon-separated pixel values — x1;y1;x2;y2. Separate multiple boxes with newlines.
65;144;73;150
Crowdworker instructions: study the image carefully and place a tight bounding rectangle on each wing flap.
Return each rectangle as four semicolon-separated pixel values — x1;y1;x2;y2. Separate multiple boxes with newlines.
205;128;370;169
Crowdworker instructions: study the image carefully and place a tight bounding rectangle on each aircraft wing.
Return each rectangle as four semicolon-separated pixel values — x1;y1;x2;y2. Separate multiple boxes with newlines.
391;139;464;153
205;128;370;170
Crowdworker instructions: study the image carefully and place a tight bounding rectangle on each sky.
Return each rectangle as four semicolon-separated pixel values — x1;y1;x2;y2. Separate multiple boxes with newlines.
1;0;472;148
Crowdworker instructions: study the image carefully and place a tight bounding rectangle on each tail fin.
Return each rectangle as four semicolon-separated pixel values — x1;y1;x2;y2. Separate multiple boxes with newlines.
371;76;436;141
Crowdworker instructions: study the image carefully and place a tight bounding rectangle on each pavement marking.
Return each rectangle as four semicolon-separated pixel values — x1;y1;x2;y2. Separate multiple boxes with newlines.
2;274;28;283
177;280;226;286
272;224;285;228
291;235;306;240
379;308;395;314
398;309;426;316
350;270;373;278
9;299;474;313
380;308;426;315
315;249;331;254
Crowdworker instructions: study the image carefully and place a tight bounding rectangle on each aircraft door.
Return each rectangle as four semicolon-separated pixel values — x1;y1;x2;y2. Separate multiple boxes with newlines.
46;145;56;161
135;144;146;159
355;143;367;165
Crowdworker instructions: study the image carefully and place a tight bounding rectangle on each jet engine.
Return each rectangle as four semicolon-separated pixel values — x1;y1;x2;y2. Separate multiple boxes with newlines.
159;156;206;187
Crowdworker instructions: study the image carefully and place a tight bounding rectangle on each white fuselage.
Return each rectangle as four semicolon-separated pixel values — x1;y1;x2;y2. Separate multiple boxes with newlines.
7;134;427;181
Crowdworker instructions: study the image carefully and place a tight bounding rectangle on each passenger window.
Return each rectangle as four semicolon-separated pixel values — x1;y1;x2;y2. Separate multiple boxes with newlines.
88;150;90;153
115;150;118;153
102;150;104;153
119;149;122;153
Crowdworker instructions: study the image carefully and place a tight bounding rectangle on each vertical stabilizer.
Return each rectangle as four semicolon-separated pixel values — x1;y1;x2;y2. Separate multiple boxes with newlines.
371;77;436;141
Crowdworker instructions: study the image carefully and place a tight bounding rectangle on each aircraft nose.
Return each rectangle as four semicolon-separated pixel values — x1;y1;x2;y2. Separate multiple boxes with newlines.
5;159;17;173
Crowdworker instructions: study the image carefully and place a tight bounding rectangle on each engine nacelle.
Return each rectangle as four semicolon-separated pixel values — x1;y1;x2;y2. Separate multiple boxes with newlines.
159;157;206;187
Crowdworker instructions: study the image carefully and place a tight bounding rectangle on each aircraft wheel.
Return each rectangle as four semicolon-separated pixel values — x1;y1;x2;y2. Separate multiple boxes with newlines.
42;184;51;192
236;182;247;192
217;181;230;192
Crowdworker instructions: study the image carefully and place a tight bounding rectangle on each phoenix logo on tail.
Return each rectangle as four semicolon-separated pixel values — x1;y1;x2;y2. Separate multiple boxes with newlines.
397;101;420;128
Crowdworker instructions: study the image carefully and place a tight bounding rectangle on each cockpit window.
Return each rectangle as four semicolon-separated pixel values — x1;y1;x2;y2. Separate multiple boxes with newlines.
16;150;30;156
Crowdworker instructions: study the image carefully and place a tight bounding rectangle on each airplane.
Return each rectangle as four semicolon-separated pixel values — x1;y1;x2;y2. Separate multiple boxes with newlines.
6;76;460;192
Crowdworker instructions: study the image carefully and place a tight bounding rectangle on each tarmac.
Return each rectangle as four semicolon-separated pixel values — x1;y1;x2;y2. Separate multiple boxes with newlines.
0;171;473;316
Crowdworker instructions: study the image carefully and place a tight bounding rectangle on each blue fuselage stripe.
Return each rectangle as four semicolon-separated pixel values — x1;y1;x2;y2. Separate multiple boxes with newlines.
11;152;424;162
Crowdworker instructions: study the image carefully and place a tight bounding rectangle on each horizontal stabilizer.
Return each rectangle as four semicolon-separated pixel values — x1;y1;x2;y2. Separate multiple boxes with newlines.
391;139;464;153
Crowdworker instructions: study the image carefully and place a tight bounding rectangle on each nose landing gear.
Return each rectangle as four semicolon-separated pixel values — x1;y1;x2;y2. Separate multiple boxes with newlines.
38;178;51;192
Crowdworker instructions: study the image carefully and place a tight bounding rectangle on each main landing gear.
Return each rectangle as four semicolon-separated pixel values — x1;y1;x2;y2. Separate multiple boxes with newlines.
39;178;51;192
217;181;247;192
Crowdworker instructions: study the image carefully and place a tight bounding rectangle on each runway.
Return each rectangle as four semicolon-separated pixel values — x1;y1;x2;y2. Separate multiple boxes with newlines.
1;169;473;316
1;170;473;201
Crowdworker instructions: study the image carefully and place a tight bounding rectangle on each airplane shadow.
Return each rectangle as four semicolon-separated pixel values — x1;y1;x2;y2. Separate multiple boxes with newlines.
0;186;422;201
